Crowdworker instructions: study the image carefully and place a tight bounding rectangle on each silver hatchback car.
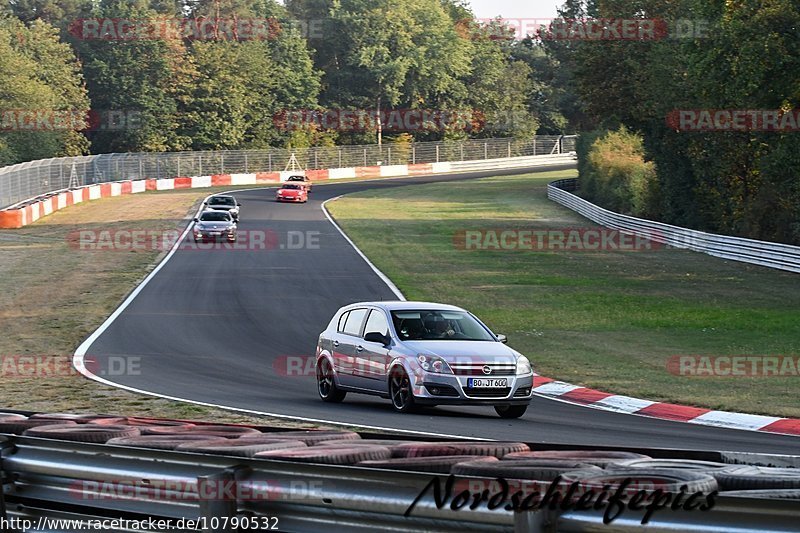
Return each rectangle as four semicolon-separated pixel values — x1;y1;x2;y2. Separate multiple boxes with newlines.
315;302;534;418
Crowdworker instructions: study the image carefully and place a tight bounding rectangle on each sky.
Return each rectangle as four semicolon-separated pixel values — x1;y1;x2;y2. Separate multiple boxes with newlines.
468;0;562;20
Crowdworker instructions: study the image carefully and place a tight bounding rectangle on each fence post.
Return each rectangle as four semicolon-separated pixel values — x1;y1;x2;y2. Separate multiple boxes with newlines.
139;154;144;178
268;153;272;172
315;149;319;169
533;137;537;156
338;149;342;169
484;142;488;160
388;147;392;166
364;148;367;167
245;153;249;173
221;153;225;174
460;143;464;161
508;141;512;158
177;157;181;178
436;145;440;163
412;146;416;165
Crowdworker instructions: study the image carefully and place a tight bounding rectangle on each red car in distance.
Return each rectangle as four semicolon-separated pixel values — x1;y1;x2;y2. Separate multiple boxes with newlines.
276;183;309;203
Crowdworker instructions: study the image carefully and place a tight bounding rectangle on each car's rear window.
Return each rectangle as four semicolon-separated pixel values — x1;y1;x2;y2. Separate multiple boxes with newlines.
199;212;231;222
209;197;235;205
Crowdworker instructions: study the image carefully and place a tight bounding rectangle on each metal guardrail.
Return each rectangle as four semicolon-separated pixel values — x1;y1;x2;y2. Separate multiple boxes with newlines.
2;435;799;533
548;178;800;274
0;136;577;210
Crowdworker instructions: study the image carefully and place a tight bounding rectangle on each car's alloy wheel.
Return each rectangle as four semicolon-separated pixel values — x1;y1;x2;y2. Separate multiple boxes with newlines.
389;367;416;413
317;359;346;403
495;404;528;419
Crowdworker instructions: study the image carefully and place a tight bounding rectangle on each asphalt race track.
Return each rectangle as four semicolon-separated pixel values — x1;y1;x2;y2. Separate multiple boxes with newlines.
78;166;800;454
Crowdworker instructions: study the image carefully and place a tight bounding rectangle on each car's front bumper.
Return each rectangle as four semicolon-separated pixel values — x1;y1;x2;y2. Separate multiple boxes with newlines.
411;371;534;405
276;196;304;202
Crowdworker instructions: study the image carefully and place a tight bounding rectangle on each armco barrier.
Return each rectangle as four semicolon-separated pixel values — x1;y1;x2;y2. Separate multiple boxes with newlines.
549;178;800;274
0;153;576;229
1;425;799;532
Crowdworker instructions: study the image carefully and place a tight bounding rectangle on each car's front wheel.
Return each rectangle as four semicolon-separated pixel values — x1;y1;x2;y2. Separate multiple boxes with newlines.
495;404;528;419
317;358;346;403
389;367;417;413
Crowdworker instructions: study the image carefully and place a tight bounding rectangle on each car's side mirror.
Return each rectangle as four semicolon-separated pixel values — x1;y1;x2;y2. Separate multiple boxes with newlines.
496;334;508;344
364;332;390;346
237;203;242;207
193;218;199;222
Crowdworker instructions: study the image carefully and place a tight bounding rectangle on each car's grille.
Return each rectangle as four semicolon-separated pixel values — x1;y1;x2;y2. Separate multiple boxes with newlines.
514;387;532;397
451;364;515;376
464;387;511;398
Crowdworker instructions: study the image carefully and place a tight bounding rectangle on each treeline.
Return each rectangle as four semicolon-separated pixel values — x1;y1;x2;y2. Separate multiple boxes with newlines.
0;0;570;166
557;0;800;245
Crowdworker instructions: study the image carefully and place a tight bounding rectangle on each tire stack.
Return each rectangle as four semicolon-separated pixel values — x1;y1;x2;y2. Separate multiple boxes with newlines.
4;413;799;501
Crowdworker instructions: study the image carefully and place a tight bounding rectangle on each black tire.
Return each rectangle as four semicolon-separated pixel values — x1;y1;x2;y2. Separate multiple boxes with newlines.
393;441;529;459
176;439;307;457
0;419;78;435
317;358;346;403
721;489;800;499
22;424;141;443
452;459;602;481
388;366;416;413
145;425;259;438
106;435;229;450
255;445;392;465
714;466;800;490
30;413;125;425
505;450;650;467
495;405;528;419
561;468;719;494
358;456;499;474
240;430;360;446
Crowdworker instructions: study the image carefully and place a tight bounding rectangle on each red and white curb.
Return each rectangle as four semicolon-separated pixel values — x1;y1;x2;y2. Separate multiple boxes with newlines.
532;375;800;437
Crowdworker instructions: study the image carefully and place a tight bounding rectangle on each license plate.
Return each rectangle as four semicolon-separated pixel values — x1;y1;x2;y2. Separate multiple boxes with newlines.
467;378;508;388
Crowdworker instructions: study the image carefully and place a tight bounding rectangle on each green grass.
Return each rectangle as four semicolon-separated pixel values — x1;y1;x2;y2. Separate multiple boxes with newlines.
327;170;800;418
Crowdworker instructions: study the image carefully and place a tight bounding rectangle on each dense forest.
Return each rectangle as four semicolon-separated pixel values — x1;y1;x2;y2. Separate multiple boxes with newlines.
1;0;798;243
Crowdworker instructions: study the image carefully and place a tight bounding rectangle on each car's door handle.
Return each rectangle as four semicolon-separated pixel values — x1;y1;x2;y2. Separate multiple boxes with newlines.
333;340;339;347
356;346;364;352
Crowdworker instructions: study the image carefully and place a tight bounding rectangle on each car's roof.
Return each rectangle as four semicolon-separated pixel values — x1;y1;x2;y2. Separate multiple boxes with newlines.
209;194;234;199
340;301;465;312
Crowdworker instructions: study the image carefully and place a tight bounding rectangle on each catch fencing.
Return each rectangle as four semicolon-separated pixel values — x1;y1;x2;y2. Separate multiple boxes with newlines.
0;136;576;210
548;178;800;274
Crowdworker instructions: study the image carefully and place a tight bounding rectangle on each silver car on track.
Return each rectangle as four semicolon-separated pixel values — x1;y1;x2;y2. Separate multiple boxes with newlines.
315;302;534;418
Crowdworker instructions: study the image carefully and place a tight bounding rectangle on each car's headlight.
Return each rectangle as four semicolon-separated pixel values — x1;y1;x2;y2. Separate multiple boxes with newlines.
417;355;452;374
516;356;532;375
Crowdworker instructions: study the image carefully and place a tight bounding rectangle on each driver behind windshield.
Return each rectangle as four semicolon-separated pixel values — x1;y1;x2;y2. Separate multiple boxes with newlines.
424;316;456;338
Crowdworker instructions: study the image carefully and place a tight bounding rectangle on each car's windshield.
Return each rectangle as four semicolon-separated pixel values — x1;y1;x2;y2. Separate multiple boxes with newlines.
391;310;495;341
199;212;231;222
209;197;235;206
288;176;305;181
281;184;302;190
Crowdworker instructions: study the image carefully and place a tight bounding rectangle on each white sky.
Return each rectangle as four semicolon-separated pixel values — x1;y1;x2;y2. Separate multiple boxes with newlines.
468;0;562;20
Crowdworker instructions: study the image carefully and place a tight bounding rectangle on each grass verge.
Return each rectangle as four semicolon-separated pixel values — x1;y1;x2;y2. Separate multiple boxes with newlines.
327;170;800;418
